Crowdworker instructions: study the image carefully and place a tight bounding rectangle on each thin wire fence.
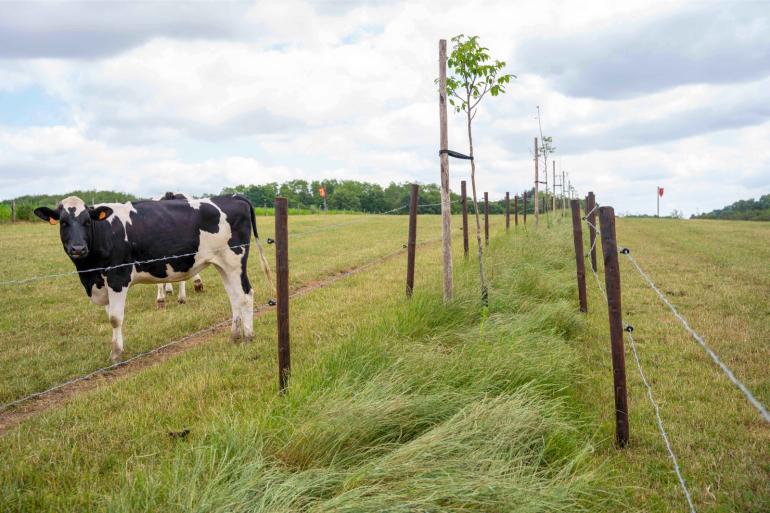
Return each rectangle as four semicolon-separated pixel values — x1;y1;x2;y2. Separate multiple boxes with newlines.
0;234;444;414
623;251;770;423
589;261;696;513
0;202;458;287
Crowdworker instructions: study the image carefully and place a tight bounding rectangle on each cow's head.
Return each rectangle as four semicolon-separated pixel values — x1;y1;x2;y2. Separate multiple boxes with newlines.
34;196;113;260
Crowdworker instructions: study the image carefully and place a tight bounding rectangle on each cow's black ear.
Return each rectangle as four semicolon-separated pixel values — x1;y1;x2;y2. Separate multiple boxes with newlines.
90;206;113;221
34;207;59;223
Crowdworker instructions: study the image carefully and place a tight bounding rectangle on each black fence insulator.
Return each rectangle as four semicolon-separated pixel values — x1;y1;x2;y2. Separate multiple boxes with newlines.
267;299;276;306
267;238;275;244
620;247;630;254
402;244;407;248
624;325;634;333
439;149;473;160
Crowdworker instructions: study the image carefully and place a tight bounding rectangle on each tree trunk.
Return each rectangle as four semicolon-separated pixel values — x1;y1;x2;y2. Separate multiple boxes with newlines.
466;108;487;303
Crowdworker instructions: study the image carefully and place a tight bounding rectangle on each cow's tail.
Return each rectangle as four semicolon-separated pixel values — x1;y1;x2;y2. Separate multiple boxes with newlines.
235;195;274;294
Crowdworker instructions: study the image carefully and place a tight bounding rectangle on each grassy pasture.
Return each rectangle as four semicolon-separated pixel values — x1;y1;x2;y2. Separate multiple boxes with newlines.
0;212;767;512
0;214;445;404
0;215;625;512
579;217;770;512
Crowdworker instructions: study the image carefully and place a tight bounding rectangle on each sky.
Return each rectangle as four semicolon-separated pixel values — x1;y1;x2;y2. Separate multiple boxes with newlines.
0;0;768;216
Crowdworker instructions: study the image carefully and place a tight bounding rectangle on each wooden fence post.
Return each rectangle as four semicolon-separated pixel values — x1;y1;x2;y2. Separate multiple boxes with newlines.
275;197;291;394
438;39;453;302
514;195;519;227
523;192;528;225
461;180;469;258
570;200;587;312
534;137;539;227
505;192;510;230
484;192;489;246
586;191;597;272
598;206;629;448
406;184;419;297
11;200;16;223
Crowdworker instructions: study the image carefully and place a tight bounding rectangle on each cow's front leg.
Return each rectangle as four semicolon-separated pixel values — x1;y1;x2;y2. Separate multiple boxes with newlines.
178;280;187;304
107;287;128;362
156;284;166;309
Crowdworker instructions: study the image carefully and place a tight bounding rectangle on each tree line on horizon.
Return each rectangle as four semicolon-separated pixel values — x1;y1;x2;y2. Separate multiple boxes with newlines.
0;179;555;222
691;193;770;221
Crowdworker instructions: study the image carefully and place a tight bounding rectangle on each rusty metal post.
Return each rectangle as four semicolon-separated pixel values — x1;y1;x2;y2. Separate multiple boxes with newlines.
570;200;587;312
586;191;597;272
599;206;629;447
406;184;419;297
514;195;519;227
275;197;291;394
461;180;469;258
484;192;489;246
505;192;510;230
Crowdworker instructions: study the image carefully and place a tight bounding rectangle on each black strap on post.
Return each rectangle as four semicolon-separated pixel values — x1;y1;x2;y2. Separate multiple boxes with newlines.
439;149;473;160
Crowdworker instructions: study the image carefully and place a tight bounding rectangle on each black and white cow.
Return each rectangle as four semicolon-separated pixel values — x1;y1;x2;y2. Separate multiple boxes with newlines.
35;195;272;362
152;192;204;307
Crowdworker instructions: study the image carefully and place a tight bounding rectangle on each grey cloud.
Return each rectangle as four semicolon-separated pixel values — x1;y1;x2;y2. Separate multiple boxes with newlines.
516;4;770;99
0;2;252;59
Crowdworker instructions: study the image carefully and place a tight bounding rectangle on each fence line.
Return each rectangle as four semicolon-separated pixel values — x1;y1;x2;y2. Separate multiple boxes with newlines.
0;201;463;287
623;252;770;423
590;267;696;512
0;234;444;414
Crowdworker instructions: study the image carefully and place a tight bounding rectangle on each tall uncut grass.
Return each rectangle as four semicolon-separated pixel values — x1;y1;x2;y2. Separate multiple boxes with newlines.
105;228;624;512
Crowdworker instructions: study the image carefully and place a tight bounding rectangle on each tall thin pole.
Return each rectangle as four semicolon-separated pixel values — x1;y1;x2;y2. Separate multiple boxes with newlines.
461;180;469;258
438;39;453;301
275;197;291;394
570;200;588;313
586;191;597;273
534;137;539;227
599;206;629;447
406;184;419;297
505;192;510;230
484;192;489;246
514;195;519;227
657;188;660;217
552;161;557;214
523;191;528;226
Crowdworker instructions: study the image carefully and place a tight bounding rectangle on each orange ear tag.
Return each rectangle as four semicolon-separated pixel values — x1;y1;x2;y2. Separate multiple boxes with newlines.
49;218;58;225
98;211;107;220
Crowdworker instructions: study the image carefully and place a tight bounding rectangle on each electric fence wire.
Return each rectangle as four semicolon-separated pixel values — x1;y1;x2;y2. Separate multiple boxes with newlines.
0;234;445;415
623;251;770;423
589;265;697;513
0;202;458;287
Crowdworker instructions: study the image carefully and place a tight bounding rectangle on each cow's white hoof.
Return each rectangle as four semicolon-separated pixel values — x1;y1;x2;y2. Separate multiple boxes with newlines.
177;297;186;304
194;281;204;293
243;334;254;343
109;351;122;363
156;299;166;309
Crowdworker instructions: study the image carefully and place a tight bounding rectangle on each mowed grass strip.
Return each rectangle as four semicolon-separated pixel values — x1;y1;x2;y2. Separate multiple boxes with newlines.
0;214;447;404
576;217;770;512
0;220;626;512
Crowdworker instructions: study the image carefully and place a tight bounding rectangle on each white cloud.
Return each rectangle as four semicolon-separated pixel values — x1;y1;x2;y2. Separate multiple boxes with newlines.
0;0;768;217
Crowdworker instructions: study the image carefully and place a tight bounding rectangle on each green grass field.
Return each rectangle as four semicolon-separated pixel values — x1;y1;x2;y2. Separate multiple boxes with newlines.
0;212;767;511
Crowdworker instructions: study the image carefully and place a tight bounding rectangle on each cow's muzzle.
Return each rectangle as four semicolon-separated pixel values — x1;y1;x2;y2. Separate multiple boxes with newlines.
68;245;89;259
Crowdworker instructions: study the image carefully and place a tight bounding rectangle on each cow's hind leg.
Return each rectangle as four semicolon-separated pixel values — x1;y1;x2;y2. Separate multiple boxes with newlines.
214;262;253;342
178;280;187;304
107;287;128;362
156;284;166;308
193;273;204;292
